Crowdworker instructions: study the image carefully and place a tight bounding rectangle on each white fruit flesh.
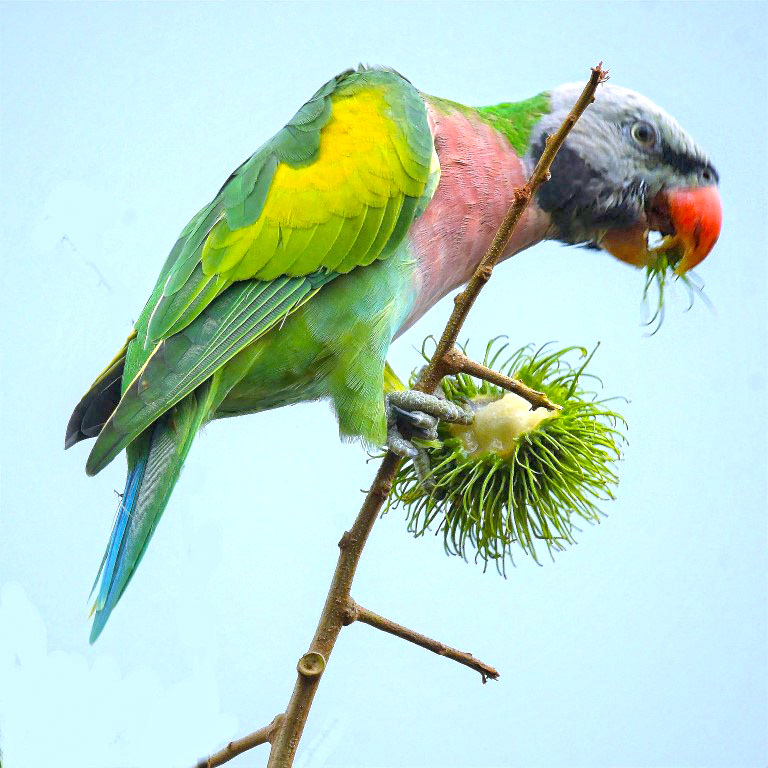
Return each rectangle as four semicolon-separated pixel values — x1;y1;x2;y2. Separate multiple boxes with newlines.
450;393;555;458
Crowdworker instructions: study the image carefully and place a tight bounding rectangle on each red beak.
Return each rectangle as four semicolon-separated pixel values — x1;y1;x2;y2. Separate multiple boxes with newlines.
665;185;722;274
601;184;722;273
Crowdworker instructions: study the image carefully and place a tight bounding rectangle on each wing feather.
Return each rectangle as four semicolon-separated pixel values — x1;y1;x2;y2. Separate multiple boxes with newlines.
86;274;333;475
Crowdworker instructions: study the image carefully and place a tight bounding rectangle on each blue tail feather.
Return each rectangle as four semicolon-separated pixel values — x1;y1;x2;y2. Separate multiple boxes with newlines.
91;456;147;614
89;452;149;642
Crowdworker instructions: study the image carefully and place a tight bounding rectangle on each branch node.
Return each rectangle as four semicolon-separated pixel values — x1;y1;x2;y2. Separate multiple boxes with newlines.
342;598;359;626
297;651;326;678
441;346;462;373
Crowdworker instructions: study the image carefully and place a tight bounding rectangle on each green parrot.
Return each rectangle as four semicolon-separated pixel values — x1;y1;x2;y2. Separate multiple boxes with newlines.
66;66;721;641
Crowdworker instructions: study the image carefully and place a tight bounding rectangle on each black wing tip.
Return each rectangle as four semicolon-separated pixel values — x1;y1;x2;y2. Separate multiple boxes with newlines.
65;403;87;450
65;411;106;450
65;429;83;450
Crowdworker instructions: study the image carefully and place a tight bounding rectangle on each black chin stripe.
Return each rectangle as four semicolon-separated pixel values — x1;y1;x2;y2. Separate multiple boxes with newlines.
660;142;718;182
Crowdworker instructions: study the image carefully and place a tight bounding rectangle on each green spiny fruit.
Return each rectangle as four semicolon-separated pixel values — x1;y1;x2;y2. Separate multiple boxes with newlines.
388;340;627;572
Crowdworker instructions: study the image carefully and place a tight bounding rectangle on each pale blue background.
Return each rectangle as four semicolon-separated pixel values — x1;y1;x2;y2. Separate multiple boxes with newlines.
1;2;766;767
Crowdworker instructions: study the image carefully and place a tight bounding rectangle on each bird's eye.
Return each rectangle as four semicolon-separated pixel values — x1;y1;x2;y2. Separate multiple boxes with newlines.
631;121;657;148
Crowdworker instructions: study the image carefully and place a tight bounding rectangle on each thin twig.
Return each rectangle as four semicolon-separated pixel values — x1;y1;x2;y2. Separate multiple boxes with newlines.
442;347;560;411
345;599;499;683
197;715;284;768
199;63;607;768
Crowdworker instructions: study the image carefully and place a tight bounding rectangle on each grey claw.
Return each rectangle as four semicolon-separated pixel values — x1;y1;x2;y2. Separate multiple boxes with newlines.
388;430;419;460
387;390;474;426
391;405;438;433
385;389;474;490
412;444;436;491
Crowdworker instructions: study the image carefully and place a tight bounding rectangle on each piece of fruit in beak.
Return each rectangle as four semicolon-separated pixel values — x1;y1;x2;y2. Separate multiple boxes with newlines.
601;222;652;268
601;185;722;273
664;185;722;274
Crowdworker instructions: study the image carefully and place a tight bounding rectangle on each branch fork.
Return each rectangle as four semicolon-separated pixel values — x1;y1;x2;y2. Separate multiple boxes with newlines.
197;715;284;768
344;598;499;683
441;346;560;411
195;63;607;768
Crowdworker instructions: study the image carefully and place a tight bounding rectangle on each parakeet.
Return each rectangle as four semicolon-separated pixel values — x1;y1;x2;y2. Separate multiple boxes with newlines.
66;66;721;641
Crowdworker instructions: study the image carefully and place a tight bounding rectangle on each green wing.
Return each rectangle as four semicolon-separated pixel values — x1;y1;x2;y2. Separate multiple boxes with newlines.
84;67;437;475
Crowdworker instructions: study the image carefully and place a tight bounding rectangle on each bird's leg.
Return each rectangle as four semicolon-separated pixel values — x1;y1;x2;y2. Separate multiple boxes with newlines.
385;389;474;490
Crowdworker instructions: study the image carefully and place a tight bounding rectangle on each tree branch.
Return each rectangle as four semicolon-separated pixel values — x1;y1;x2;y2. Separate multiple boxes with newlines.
344;599;500;683
442;347;560;411
197;715;284;768
197;63;607;768
265;453;401;768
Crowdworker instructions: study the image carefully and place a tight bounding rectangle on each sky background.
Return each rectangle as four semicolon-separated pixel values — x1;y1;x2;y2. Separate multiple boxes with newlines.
1;2;766;767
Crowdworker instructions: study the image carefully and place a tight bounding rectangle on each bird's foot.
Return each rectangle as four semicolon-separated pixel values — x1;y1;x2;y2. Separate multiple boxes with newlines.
386;389;474;490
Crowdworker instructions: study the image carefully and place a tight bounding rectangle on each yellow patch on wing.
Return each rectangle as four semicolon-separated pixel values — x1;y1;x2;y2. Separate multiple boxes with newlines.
264;89;423;221
201;87;428;282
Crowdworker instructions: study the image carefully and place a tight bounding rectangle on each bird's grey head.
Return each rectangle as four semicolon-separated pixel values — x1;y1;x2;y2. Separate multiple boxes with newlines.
527;82;721;273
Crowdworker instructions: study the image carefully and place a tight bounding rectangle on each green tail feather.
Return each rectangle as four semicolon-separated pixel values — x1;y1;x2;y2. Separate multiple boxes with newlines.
89;377;217;642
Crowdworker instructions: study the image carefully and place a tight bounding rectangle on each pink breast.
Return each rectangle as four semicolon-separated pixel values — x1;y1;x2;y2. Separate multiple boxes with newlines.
401;103;551;333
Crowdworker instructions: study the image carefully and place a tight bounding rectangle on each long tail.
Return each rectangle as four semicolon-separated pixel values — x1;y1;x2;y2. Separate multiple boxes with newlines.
89;382;214;642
